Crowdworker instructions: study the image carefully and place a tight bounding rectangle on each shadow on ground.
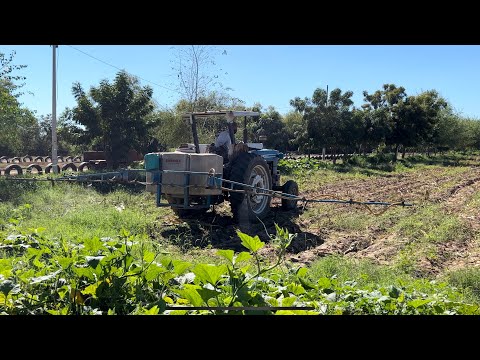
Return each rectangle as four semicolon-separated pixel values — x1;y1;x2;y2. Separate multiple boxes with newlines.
157;204;324;253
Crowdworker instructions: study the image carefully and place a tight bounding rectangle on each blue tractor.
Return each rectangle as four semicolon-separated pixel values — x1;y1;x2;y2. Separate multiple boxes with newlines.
144;110;299;223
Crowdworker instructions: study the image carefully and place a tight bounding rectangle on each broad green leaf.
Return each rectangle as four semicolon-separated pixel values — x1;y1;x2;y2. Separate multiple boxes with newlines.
26;247;42;258
275;310;296;315
388;286;401;299
278;309;315;315
458;304;479;315
145;264;165;281
0;279;19;296
107;309;116;315
163;296;174;304
235;252;252;264
266;297;279;307
124;254;134;270
143;251;156;264
177;286;204;307
193;264;226;286
145;305;159;315
168;310;189;315
124;267;143;276
282;296;297;307
160;258;175;271
297;267;308;278
197;287;220;303
57;286;69;300
217;249;234;264
120;229;130;238
172;260;192;275
298;276;317;291
86;256;104;269
236;230;264;253
408;299;432;308
239;265;251;274
33;257;45;269
287;283;306;296
82;282;101;297
72;266;95;281
57;257;74;269
318;277;332;289
83;237;103;252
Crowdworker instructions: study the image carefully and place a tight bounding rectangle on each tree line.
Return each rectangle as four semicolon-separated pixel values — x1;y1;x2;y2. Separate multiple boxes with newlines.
1;49;479;166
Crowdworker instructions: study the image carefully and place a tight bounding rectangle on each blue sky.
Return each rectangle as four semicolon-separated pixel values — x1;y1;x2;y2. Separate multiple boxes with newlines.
1;45;479;118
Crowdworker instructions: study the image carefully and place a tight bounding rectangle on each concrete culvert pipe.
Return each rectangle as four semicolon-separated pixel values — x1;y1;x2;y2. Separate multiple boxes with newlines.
26;164;43;174
61;163;77;172
34;156;44;162
11;157;21;163
23;155;33;162
44;157;52;162
0;156;8;163
65;156;73;162
4;164;23;175
44;163;60;174
57;156;64;163
78;162;90;172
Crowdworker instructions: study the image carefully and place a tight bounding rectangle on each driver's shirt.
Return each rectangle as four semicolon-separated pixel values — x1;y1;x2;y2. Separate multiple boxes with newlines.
215;130;232;148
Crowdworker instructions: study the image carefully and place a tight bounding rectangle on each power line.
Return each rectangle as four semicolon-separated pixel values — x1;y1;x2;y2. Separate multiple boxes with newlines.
66;45;178;93
65;45;176;112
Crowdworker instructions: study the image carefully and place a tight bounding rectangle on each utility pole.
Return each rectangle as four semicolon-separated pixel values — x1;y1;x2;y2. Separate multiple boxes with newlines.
322;84;328;161
52;45;58;174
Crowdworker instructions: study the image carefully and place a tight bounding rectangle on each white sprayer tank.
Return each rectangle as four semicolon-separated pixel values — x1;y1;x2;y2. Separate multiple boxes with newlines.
146;152;223;196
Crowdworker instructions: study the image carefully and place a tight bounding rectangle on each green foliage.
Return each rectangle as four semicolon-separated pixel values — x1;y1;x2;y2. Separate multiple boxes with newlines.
71;71;155;167
1;224;475;315
249;106;290;151
292;87;357;158
445;268;480;303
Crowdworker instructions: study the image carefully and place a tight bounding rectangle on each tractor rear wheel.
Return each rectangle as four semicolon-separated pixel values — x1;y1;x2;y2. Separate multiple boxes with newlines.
229;153;272;223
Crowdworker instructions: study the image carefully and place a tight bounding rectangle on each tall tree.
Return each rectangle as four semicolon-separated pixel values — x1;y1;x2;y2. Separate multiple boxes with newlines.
296;87;355;162
0;51;37;156
249;106;289;151
0;51;27;98
362;84;408;159
71;71;156;168
170;45;228;112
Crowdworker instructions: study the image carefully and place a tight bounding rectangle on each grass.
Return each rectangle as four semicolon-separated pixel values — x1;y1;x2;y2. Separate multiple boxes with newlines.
393;204;470;244
444;268;480;303
2;151;480;309
305;254;472;304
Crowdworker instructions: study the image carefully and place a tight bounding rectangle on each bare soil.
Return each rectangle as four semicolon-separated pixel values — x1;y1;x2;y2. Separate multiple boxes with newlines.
154;165;480;277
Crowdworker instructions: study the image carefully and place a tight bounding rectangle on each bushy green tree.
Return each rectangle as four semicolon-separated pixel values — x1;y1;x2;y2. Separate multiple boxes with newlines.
0;51;37;156
71;71;156;168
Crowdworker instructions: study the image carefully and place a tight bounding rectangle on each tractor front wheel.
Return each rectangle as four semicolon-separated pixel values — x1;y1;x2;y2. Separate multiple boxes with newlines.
281;180;299;210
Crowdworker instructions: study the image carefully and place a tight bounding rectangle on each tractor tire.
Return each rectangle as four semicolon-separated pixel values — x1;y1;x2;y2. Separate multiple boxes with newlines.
229;152;272;223
281;180;299;210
